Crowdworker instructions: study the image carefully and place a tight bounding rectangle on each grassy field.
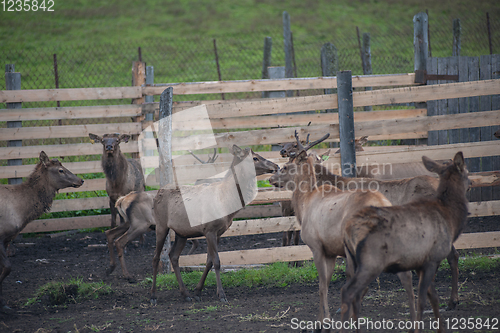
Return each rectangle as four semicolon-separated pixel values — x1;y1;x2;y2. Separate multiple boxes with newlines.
1;0;498;48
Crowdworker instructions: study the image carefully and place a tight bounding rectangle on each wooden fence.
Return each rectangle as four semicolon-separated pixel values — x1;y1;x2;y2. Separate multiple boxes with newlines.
1;67;500;267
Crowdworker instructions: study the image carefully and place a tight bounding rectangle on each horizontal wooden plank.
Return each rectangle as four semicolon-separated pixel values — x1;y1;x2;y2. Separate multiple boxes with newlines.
170;110;499;150
0;86;142;103
179;231;500;266
21;215;111;234
0;160;103;178
51;196;108;212
172;108;426;131
149;79;500;120
354;79;500;108
469;200;500;217
354;110;500;139
143;73;418;95
0;142;139;160
453;231;500;249
59;178;106;193
352;141;500;166
0;104;141;122
0;122;142;141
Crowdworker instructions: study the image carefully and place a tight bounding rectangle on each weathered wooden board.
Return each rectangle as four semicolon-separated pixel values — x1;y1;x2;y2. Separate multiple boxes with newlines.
0;104;141;122
0;122;141;141
142;73;418;95
0;86;142;103
177;231;500;266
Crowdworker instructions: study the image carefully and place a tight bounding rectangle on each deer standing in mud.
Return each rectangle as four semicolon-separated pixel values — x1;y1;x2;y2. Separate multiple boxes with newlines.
89;133;145;228
340;152;470;333
0;152;83;310
281;136;461;310
150;146;278;304
270;132;416;332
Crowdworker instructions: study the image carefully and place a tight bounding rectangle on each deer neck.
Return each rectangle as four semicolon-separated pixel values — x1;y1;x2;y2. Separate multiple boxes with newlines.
291;159;317;221
102;150;128;183
437;181;469;239
226;162;257;208
314;164;347;188
21;167;58;224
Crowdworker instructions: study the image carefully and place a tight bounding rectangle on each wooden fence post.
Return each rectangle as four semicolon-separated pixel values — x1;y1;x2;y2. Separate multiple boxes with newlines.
337;71;356;177
261;37;272;98
362;33;373;112
158;87;173;273
5;64;22;185
283;11;294;97
414;12;429;146
453;19;461;56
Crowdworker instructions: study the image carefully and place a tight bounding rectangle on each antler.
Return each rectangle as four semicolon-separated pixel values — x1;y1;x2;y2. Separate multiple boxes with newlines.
294;131;330;154
304;133;330;150
188;148;218;164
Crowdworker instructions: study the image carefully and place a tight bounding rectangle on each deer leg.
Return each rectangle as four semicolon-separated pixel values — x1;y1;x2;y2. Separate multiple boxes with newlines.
150;225;170;306
397;270;417;329
311;249;336;332
187;239;199;255
115;223;151;283
198;233;227;302
104;222;129;276
169;235;191;301
446;246;459;310
109;198;118;228
415;263;439;333
0;244;12;311
427;279;446;333
340;265;381;333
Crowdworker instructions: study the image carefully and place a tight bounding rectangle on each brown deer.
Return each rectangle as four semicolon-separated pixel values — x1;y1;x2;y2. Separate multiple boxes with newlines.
340;152;470;333
277;133;331;248
89;133;145;228
270;132;415;332
271;158;461;310
104;191;157;283
0;151;83;310
495;129;500;139
150;146;278;304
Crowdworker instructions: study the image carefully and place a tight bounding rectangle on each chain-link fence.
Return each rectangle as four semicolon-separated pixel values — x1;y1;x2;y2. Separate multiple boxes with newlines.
1;12;498;127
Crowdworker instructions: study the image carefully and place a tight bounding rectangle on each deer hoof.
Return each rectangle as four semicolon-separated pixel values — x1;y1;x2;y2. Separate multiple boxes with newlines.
105;265;116;276
126;277;137;284
219;297;228;303
193;295;201;302
150;298;157;306
446;300;458;311
184;296;194;302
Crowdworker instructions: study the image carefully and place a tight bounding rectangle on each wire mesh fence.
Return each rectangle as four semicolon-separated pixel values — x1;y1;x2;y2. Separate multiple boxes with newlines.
0;11;498;137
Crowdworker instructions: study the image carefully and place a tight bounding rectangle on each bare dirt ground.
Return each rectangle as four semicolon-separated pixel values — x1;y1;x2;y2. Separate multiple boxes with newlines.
1;216;499;333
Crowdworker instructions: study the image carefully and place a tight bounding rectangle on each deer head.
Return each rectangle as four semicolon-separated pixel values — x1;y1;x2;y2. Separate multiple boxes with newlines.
89;133;130;156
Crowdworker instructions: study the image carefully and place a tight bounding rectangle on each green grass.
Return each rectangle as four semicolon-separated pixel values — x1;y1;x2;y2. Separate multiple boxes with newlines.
25;277;112;307
440;251;500;272
142;261;344;291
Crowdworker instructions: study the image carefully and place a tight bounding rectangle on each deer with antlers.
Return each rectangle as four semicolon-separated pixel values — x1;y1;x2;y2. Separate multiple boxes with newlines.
270;132;416;331
150;146;278;304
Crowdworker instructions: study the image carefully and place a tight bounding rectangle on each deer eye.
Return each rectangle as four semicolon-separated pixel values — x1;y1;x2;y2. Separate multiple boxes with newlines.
253;157;259;162
58;169;64;174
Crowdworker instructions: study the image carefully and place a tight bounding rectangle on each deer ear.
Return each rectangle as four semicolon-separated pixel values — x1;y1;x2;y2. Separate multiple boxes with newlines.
422;156;443;174
88;133;102;144
119;134;131;143
453;151;465;173
39;151;50;167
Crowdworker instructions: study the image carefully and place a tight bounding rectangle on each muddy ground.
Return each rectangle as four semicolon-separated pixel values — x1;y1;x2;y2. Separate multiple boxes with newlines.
1;216;499;333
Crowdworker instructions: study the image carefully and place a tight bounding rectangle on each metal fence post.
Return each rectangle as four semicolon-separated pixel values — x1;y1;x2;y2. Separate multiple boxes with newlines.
5;64;22;185
158;87;173;273
320;42;338;101
337;71;356;177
